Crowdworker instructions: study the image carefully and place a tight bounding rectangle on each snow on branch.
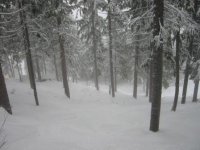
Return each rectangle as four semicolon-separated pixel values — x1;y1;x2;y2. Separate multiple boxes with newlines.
0;25;23;34
164;2;200;32
0;5;30;15
128;6;154;27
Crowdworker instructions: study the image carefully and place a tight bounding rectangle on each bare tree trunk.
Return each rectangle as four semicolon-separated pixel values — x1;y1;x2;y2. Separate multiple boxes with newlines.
181;38;193;104
91;3;99;91
192;80;199;102
53;49;59;81
191;0;199;102
18;0;33;89
113;12;117;93
10;57;15;78
114;53;117;92
108;0;115;97
149;0;164;132
172;30;180;111
25;26;39;106
26;54;34;88
42;55;47;75
18;0;39;106
0;63;12;114
57;16;70;98
35;51;42;82
146;71;149;97
0;11;12;113
133;42;139;99
181;59;190;104
149;60;153;102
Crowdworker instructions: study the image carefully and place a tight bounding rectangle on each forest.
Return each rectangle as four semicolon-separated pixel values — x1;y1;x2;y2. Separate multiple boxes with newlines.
0;0;200;150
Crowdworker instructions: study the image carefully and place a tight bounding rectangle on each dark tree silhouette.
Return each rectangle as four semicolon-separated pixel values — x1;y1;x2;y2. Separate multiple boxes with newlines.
57;15;70;98
108;0;115;97
133;41;139;99
91;1;99;91
181;38;193;104
149;0;164;132
0;63;12;114
18;0;39;106
172;30;180;111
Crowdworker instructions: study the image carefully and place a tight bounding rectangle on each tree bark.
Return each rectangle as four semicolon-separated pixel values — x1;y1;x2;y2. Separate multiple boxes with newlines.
108;0;115;97
181;59;190;104
192;80;199;102
18;0;39;106
42;55;47;75
0;63;12;114
149;0;164;132
18;0;33;89
57;16;70;98
172;30;180;111
35;51;42;82
53;49;59;81
149;60;153;102
146;71;149;97
181;38;193;104
191;0;199;103
26;54;34;89
10;57;15;78
25;26;39;106
133;41;139;99
114;49;117;92
91;3;99;91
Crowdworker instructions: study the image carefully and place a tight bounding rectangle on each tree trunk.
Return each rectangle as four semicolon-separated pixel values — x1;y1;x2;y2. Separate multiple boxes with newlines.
57;16;70;98
172;30;180;111
26;54;34;88
25;27;39;106
35;52;42;82
108;0;115;97
53;49;59;81
192;80;199;102
0;63;12;114
10;57;15;78
149;0;164;132
181;38;193;104
18;0;39;106
133;42;139;99
149;60;153;102
91;3;99;91
146;71;149;97
181;59;190;104
42;55;47;75
191;0;199;103
114;52;117;92
18;0;33;89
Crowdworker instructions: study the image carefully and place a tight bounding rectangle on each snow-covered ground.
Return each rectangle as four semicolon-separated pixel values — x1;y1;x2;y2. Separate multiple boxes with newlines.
0;80;200;150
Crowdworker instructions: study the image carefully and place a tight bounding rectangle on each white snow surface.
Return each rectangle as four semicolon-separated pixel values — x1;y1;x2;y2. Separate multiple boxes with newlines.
0;80;200;150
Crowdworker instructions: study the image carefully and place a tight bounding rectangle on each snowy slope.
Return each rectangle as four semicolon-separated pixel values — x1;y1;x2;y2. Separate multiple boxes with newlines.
0;80;200;150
